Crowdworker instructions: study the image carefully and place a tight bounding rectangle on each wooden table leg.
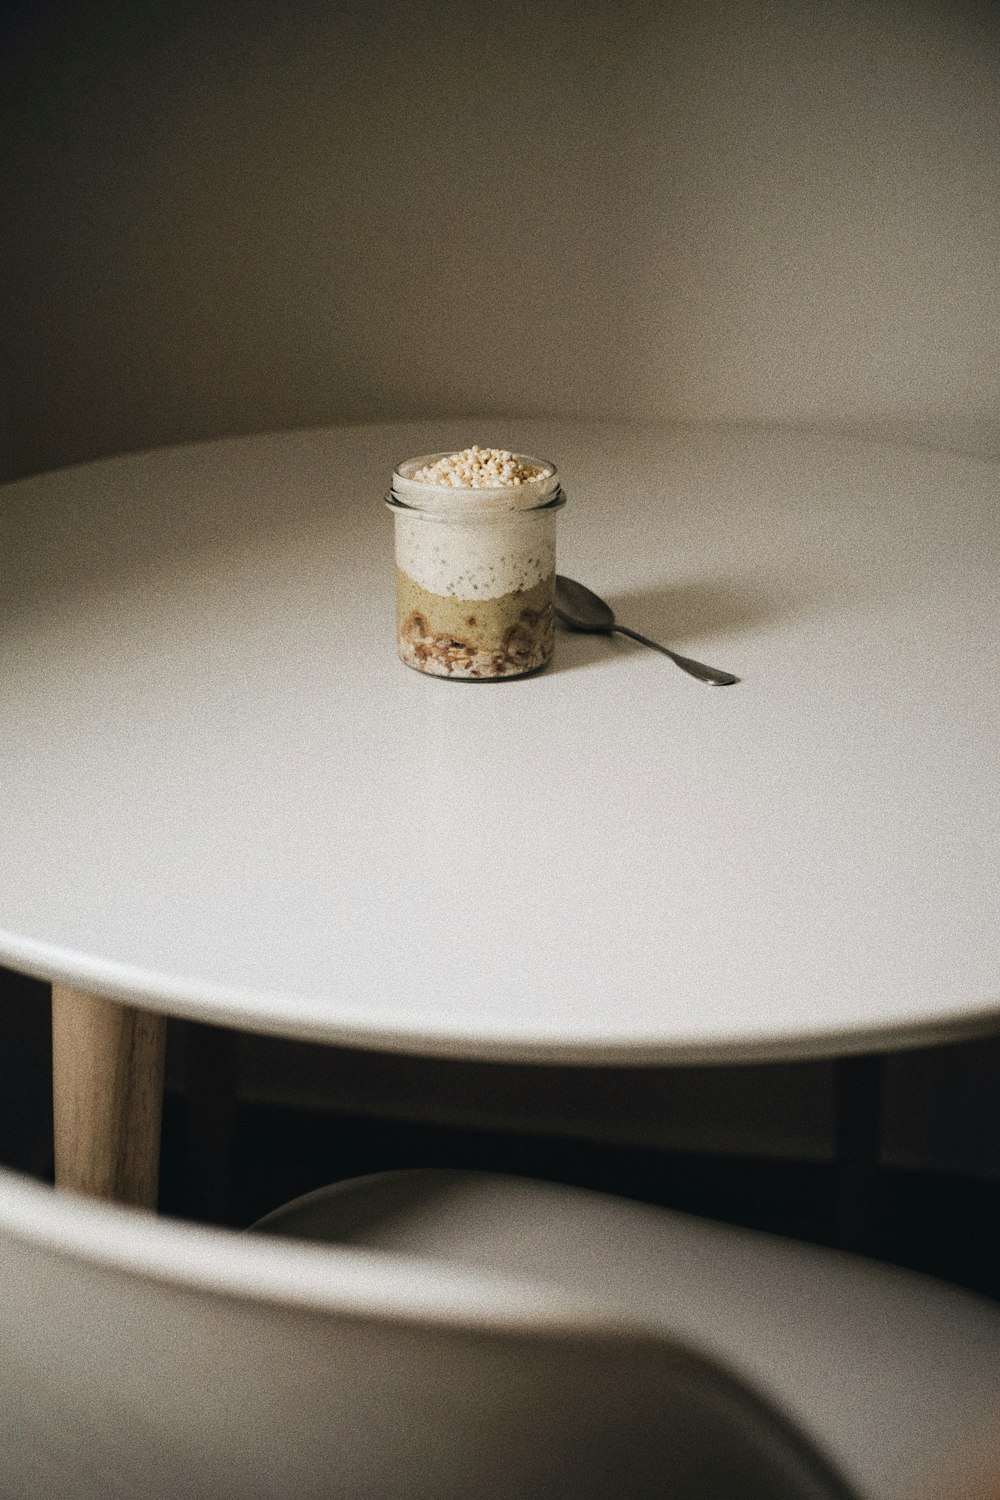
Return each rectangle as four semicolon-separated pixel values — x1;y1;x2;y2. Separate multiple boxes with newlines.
52;985;167;1209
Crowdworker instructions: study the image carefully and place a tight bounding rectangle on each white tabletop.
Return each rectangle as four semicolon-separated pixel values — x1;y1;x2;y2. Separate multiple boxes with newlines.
2;419;998;1064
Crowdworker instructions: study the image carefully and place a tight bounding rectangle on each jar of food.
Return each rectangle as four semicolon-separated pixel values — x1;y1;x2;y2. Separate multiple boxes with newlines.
386;446;566;680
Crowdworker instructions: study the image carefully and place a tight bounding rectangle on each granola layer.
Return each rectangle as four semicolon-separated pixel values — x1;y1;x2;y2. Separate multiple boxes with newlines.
396;567;555;679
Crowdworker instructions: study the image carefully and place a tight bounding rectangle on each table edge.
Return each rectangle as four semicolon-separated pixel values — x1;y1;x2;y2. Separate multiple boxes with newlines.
5;933;998;1067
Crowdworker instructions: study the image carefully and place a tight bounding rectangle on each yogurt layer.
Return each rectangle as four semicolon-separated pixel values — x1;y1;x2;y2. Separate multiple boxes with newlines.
393;510;555;599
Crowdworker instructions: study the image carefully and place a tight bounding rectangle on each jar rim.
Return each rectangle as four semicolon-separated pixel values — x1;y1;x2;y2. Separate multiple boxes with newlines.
385;486;566;521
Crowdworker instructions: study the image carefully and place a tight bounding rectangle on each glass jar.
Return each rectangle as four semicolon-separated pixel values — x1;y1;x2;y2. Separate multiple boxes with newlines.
386;453;566;679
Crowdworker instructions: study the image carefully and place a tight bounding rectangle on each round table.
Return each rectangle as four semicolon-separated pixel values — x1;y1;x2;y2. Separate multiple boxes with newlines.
3;420;999;1203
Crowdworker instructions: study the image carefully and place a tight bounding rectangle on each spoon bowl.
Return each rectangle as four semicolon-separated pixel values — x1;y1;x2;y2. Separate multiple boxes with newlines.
554;576;739;686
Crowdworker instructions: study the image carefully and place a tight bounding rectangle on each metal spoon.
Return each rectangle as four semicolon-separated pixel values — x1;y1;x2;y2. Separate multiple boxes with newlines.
555;576;740;686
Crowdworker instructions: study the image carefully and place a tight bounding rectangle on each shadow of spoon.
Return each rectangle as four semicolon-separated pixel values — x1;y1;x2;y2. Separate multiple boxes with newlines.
555;576;740;686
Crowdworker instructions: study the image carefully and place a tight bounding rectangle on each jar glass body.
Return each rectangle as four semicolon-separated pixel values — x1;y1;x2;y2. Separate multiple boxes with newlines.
387;455;565;680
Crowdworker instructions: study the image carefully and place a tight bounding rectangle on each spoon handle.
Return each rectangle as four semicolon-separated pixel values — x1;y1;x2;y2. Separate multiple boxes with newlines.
613;626;740;687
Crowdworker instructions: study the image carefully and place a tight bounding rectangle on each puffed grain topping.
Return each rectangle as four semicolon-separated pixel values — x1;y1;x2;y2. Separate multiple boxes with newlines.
411;446;547;488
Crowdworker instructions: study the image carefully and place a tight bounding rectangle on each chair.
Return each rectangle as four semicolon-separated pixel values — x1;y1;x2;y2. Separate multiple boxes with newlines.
0;1164;997;1499
0;1161;856;1500
253;1169;1000;1500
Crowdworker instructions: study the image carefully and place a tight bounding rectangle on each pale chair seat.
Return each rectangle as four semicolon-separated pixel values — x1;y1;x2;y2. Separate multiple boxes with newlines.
254;1169;1000;1500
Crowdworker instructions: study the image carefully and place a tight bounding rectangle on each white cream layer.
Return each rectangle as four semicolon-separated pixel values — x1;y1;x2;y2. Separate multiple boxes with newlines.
393;510;555;599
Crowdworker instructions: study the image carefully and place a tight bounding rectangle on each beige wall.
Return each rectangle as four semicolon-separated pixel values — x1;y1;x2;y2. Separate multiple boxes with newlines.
3;0;998;482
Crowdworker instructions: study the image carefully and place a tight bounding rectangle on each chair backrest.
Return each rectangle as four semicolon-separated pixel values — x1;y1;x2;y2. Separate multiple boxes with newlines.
0;1164;855;1500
